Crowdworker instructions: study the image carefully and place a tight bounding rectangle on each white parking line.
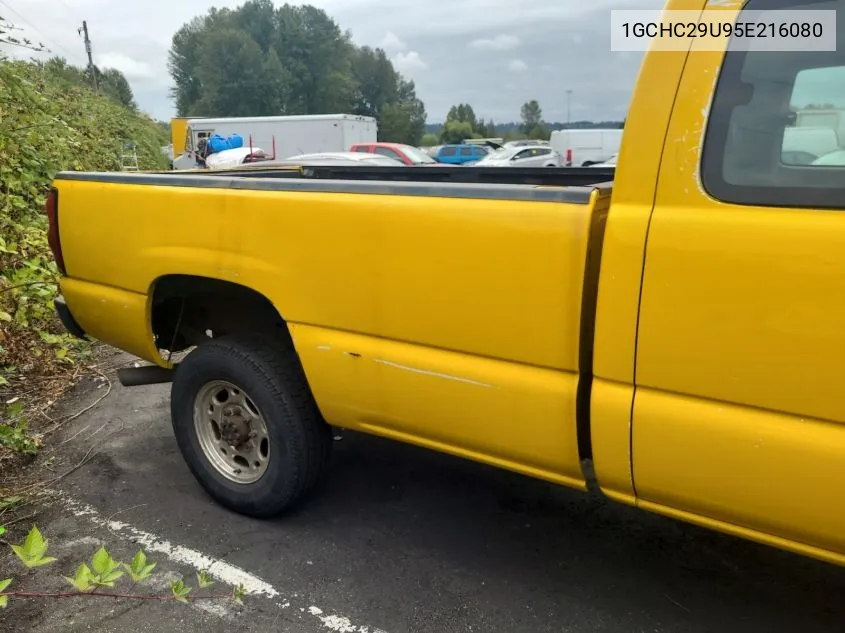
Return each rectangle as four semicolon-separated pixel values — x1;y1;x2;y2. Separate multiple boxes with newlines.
55;493;388;632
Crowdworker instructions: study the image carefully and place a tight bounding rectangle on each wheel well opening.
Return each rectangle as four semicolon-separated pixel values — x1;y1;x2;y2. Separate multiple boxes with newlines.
150;275;291;356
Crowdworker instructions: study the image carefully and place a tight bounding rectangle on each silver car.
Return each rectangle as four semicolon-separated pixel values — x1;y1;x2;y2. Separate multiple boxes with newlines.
474;145;562;167
283;151;405;166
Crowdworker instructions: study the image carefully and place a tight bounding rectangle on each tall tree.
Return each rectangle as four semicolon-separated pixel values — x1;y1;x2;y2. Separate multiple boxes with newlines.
440;120;474;144
274;4;356;114
378;78;426;145
350;46;398;118
40;57;136;110
520;100;542;134
168;14;218;116
166;2;428;145
260;48;292;114
446;103;477;129
192;28;267;116
231;0;276;52
99;68;137;110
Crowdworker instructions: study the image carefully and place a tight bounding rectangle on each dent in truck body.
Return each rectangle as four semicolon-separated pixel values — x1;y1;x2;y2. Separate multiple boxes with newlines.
52;171;606;491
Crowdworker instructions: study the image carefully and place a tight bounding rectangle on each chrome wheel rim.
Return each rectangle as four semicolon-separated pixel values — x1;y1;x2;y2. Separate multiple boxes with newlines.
193;380;270;484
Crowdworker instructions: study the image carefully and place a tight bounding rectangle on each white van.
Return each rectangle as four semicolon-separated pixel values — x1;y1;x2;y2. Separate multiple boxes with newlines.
549;129;623;166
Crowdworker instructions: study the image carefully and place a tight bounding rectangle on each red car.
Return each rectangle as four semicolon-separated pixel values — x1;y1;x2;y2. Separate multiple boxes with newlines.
349;142;443;166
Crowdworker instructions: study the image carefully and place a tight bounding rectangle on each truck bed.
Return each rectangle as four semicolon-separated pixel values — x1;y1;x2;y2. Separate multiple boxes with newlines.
179;164;615;188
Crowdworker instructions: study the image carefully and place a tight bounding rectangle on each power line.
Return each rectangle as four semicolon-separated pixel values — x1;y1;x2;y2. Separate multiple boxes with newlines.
55;0;83;21
0;0;78;58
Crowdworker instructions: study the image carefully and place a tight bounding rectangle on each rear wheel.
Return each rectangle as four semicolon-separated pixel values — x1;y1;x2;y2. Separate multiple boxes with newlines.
170;333;332;518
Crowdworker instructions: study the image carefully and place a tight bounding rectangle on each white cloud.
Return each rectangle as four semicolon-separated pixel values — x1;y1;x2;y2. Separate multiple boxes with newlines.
392;51;427;73
508;59;528;73
469;34;520;51
572;33;583;44
3;0;653;122
379;31;406;51
96;52;156;80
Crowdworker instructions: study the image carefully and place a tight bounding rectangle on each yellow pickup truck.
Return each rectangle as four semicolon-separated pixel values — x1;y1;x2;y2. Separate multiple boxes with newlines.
46;0;845;567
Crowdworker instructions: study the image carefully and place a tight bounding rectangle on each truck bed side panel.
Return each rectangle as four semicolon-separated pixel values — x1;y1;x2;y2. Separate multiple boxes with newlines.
54;174;601;487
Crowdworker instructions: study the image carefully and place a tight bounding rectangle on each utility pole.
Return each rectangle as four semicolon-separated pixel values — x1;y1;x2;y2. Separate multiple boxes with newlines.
566;89;573;127
78;21;97;92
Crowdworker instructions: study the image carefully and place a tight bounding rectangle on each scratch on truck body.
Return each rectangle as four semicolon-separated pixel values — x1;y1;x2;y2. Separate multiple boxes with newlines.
373;359;493;388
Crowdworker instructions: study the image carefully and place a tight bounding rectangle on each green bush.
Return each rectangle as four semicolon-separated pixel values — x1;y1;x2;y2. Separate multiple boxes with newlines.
0;58;168;445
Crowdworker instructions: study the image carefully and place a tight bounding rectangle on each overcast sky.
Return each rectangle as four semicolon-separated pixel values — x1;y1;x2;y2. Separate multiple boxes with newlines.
5;0;664;123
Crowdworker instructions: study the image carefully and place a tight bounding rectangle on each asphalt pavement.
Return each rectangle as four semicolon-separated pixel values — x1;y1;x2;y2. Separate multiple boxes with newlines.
6;351;844;633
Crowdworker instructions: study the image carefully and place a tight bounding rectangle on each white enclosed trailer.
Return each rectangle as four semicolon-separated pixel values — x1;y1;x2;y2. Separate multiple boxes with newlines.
172;114;378;170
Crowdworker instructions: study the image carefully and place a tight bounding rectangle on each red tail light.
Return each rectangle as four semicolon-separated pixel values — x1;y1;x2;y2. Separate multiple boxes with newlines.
44;187;66;275
566;149;572;166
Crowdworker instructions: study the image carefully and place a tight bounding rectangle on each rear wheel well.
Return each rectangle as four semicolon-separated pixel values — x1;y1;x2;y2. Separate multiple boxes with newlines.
150;275;291;356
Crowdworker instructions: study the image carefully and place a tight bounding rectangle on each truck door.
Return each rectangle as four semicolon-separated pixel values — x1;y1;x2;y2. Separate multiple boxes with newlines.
633;0;845;563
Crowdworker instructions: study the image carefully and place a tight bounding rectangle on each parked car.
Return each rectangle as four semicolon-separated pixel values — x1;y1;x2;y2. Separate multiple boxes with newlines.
349;142;441;166
588;153;618;167
434;144;490;165
421;145;442;158
283;151;404;166
503;140;551;148
474;145;562;167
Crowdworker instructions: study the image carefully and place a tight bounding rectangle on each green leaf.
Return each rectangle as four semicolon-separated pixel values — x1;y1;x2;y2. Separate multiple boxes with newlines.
0;595;7;608
232;583;247;605
130;550;146;574
170;578;192;603
0;311;11;322
0;497;22;510
90;546;114;575
64;563;93;591
123;550;156;582
26;555;58;568
100;569;124;585
0;525;6;536
11;525;56;568
196;569;213;589
0;578;12;593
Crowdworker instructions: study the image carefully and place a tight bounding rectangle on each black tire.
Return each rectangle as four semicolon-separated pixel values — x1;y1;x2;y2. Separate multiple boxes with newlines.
170;333;332;518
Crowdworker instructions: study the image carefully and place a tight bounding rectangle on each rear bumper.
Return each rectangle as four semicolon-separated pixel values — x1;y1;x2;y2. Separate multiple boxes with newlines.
54;294;88;340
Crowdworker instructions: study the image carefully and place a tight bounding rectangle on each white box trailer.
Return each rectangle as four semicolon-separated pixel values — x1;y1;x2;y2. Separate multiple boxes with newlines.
549;129;623;167
172;114;378;170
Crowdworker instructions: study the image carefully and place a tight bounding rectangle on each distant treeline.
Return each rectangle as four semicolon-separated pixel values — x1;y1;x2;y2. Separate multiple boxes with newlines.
424;120;625;136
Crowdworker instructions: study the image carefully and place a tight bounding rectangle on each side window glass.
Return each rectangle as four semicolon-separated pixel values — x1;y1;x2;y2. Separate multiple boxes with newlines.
374;147;399;159
701;0;845;208
460;147;472;156
782;66;845;166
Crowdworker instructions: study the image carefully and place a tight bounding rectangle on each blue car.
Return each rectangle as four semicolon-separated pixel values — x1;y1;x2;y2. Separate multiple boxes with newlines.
435;144;490;165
